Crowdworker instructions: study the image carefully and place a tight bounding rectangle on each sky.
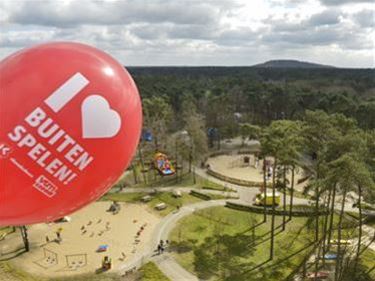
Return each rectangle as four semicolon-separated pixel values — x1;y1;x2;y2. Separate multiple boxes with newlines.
0;0;374;68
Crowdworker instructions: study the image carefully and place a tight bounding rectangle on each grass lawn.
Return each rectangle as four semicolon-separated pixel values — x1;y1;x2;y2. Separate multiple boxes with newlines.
360;248;375;280
119;169;198;188
0;259;169;281
101;191;205;216
285;188;312;200
52;273;123;281
1;255;124;281
0;226;13;236
169;206;360;281
0;261;42;281
111;168;228;191
139;261;171;281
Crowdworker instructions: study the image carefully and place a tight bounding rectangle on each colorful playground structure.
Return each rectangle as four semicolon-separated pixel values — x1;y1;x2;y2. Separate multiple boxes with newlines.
154;152;175;176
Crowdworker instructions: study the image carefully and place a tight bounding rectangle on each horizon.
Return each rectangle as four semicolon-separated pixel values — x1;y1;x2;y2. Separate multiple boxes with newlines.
0;0;374;68
125;61;374;69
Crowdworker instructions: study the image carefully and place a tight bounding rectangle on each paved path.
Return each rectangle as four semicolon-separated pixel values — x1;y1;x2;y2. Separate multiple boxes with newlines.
116;168;304;280
153;254;199;281
115;168;374;281
150;200;228;281
117;199;229;280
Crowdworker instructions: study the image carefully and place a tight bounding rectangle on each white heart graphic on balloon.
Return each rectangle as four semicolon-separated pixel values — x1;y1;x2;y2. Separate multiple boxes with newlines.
82;95;121;139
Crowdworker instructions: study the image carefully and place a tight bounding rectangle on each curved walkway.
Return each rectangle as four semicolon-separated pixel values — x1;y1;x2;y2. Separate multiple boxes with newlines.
116;168;374;280
117;199;229;280
115;167;304;280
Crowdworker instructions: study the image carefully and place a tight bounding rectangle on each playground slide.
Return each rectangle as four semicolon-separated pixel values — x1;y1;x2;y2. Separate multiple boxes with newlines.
154;152;175;176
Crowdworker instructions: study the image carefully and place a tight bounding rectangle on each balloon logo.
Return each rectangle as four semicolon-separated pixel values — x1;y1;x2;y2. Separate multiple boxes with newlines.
0;42;142;225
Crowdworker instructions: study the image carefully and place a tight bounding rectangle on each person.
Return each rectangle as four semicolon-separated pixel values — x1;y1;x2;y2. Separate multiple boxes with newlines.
102;256;112;270
56;230;62;243
157;244;162;255
267;166;272;180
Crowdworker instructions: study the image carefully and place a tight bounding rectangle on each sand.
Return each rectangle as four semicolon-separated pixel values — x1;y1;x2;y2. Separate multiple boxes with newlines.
0;202;160;277
207;154;307;190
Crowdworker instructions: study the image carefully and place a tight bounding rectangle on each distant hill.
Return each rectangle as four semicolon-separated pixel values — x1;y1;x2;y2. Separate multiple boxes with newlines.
252;60;335;69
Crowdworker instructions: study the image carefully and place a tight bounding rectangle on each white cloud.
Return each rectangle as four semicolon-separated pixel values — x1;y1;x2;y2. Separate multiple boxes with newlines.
0;0;373;67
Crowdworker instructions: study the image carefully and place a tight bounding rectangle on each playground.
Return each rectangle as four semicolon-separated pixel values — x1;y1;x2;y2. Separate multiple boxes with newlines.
206;154;307;190
0;202;160;278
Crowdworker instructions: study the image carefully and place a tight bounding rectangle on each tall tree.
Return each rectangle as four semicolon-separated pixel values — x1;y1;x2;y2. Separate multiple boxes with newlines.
275;120;303;228
261;121;288;259
142;96;173;150
181;96;208;170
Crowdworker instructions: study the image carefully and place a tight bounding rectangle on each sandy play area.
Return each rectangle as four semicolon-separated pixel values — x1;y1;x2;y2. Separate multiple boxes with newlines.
207;154;307;189
0;202;160;277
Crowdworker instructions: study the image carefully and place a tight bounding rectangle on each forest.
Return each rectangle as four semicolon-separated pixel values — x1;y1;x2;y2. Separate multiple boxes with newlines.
130;67;375;134
128;67;375;280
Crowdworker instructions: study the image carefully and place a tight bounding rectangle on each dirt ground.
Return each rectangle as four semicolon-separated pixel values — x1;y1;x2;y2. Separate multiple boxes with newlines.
0;202;160;278
207;154;307;191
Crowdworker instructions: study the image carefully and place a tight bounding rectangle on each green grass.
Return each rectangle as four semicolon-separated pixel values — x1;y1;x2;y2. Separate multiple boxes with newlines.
361;203;375;211
147;192;203;216
286;189;311;200
124;170;197;188
52;273;123;281
360;248;375;279
0;259;169;281
169;206;360;281
101;192;146;203
139;261;171;281
111;168;227;191
1;258;125;281
196;175;230;191
0;227;11;238
0;261;43;281
101;191;205;216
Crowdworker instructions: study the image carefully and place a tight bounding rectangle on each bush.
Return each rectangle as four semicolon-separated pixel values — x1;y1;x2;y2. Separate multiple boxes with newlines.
225;202;328;217
190;190;212;200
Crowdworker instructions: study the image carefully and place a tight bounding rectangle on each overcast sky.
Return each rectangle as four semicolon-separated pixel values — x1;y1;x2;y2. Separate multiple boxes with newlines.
0;0;374;67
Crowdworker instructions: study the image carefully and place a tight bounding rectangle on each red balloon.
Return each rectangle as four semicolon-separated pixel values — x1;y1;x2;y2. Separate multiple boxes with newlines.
0;42;142;225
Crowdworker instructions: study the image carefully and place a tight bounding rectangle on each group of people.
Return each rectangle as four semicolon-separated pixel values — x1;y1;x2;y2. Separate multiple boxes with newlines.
136;223;147;237
157;239;169;255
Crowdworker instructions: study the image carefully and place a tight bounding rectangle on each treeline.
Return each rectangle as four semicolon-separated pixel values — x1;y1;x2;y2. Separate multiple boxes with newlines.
129;67;375;135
